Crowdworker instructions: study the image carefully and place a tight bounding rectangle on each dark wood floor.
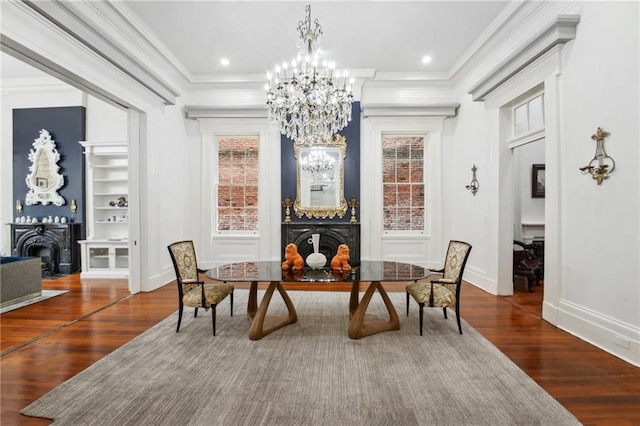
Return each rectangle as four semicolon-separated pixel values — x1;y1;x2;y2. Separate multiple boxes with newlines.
1;274;638;425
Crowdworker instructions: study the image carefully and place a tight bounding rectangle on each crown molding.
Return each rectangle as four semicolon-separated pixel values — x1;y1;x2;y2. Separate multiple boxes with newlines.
370;71;450;82
468;15;580;102
0;76;74;93
1;2;164;110
447;1;529;82
184;107;267;119
361;104;459;118
20;0;185;104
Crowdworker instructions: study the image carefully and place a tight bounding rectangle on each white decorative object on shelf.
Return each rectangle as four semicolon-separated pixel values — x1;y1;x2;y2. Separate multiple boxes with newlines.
306;233;327;269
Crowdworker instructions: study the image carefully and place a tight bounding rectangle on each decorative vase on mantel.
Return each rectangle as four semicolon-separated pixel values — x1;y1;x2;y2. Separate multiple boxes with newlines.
306;233;327;269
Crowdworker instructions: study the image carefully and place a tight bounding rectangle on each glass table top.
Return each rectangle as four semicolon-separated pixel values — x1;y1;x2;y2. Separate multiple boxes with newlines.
206;260;430;283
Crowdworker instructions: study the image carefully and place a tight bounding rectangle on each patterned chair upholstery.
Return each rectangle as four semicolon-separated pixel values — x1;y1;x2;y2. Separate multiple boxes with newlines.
167;240;234;336
406;240;472;335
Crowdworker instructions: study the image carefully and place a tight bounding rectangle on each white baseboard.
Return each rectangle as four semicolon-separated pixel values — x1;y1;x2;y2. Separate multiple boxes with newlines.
544;299;640;367
464;267;498;295
146;269;174;292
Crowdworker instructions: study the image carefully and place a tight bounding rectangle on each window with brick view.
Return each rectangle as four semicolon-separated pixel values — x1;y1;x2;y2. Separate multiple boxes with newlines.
382;135;425;231
217;136;259;231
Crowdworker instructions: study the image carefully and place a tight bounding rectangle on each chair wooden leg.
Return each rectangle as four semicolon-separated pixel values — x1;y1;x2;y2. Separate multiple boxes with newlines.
194;307;198;318
176;305;183;332
443;307;447;319
230;292;234;317
212;305;217;336
456;305;462;335
406;292;410;316
419;303;424;336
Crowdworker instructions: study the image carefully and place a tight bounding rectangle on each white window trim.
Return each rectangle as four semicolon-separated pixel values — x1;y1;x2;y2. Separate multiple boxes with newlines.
361;116;445;261
194;117;282;265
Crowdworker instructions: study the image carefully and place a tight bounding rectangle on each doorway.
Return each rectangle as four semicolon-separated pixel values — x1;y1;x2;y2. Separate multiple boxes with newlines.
510;139;545;316
0;51;142;294
501;87;546;315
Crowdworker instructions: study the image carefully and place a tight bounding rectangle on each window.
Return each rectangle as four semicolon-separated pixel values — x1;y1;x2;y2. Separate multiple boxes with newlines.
216;136;259;231
382;135;425;231
514;94;544;136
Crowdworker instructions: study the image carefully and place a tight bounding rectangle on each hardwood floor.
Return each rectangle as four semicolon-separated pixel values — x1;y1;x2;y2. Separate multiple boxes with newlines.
1;274;638;425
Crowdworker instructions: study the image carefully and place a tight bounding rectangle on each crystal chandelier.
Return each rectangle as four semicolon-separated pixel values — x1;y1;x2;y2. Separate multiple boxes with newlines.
265;4;354;145
301;149;336;182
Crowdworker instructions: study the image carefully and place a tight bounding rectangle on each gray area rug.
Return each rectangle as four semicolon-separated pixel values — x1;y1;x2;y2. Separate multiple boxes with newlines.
22;290;580;425
0;290;68;314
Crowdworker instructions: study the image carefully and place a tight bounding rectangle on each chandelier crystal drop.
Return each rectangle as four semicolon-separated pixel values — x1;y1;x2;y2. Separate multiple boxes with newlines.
265;4;354;145
301;149;336;182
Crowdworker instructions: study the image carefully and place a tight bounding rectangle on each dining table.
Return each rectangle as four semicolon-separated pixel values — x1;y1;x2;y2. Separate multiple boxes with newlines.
206;260;430;340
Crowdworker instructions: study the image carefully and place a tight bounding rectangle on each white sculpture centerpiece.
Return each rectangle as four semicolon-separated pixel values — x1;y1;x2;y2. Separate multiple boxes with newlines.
306;233;327;269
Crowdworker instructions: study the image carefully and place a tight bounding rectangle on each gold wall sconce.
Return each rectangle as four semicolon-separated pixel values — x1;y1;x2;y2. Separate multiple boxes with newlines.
465;164;479;196
282;196;293;223
348;196;359;223
580;127;615;185
70;199;78;222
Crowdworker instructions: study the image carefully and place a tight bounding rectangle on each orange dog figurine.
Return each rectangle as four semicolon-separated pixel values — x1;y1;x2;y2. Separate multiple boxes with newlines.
282;243;304;271
331;244;351;272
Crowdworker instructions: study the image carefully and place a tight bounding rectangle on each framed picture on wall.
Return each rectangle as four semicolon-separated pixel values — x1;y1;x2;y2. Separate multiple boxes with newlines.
532;164;545;198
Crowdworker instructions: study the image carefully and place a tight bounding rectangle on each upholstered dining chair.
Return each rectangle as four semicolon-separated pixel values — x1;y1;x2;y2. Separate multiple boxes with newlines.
406;240;472;335
167;240;234;336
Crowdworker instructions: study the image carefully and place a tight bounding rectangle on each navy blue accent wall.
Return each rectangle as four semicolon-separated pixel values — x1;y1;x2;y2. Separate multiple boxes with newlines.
280;102;361;223
13;107;86;237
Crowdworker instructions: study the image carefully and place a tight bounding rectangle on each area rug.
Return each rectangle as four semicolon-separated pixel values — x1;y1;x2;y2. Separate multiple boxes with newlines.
0;290;68;314
22;290;580;425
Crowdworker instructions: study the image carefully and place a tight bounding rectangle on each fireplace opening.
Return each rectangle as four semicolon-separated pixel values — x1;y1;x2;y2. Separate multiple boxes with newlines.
28;246;55;275
281;223;360;266
25;242;58;276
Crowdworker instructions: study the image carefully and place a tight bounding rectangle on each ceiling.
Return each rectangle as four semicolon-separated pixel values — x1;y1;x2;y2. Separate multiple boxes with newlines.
2;1;510;83
126;1;510;80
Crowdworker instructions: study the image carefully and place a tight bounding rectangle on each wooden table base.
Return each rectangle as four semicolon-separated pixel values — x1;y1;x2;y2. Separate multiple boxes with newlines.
348;281;400;339
247;281;297;340
245;280;400;340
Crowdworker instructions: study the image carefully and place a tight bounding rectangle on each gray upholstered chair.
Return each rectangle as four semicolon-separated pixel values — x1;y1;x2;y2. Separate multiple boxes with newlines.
167;240;234;336
406;240;472;335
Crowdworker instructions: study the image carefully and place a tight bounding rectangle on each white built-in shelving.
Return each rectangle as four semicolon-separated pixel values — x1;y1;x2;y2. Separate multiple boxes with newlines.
78;141;129;278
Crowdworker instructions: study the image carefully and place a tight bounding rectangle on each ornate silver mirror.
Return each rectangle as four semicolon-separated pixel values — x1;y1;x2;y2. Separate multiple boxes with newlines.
294;134;347;219
25;129;65;206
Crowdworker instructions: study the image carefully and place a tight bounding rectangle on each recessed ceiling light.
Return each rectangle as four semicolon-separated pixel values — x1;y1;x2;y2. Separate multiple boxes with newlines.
422;56;432;64
220;58;230;66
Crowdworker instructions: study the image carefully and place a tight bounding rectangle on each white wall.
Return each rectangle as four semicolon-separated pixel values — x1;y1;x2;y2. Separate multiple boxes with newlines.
552;1;639;364
85;96;127;141
443;95;495;292
141;102;201;290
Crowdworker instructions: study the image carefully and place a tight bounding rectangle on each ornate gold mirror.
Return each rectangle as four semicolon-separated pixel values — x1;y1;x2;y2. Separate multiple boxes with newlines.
294;135;348;219
25;129;65;206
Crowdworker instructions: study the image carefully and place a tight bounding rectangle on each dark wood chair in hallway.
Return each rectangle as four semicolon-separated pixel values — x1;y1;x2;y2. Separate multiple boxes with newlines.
513;240;543;293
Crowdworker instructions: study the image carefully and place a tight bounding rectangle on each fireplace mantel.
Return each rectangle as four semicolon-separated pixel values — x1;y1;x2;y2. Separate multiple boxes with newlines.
281;222;360;266
9;223;82;275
